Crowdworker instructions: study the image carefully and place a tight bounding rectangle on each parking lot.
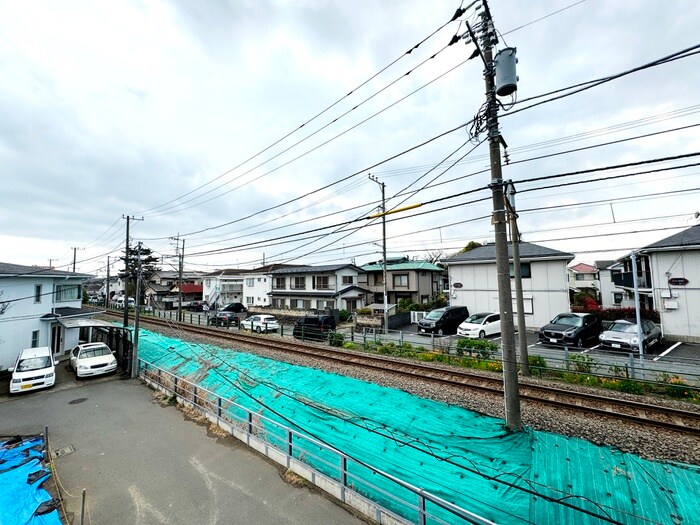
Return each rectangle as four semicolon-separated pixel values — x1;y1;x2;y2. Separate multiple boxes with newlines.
0;363;368;525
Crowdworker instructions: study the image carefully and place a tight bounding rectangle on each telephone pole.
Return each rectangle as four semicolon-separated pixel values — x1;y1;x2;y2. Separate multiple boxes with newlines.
171;235;185;323
105;256;110;308
369;174;389;334
122;214;143;327
471;1;521;430
132;242;142;379
71;247;83;273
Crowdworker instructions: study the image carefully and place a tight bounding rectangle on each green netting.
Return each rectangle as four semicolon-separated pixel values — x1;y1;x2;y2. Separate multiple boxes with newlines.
137;328;700;524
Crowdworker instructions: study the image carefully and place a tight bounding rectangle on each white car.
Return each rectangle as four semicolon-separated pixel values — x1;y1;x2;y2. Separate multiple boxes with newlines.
69;343;118;378
8;347;57;394
457;312;501;339
240;314;280;333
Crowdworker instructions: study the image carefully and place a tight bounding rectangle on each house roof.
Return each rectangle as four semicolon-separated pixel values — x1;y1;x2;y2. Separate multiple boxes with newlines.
594;260;615;270
569;263;597;273
0;262;92;279
443;242;574;264
178;284;203;294
201;268;252;277
247;263;304;274
642;224;700;251
270;264;362;275
361;260;443;272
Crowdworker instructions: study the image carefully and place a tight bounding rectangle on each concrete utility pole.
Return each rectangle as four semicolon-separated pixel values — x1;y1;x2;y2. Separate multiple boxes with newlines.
122;215;144;328
471;2;521;430
71;247;83;273
630;251;645;368
172;236;185;323
369;174;389;334
132;242;142;379
105;256;110;309
506;182;530;376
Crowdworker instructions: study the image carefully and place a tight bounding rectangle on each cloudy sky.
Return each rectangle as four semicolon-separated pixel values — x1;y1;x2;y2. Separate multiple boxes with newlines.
1;0;699;276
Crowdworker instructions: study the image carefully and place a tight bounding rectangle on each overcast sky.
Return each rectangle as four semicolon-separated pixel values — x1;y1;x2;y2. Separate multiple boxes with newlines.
1;0;699;276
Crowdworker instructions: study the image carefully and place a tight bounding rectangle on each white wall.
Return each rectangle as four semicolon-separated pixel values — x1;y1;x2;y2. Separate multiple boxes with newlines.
448;259;570;329
242;273;272;307
651;250;700;342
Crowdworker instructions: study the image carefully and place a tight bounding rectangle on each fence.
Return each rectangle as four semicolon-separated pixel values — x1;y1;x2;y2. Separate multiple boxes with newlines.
137;359;494;525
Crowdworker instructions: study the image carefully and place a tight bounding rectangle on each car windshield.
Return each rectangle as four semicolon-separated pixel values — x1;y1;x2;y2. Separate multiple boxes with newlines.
551;315;582;327
17;356;52;371
425;310;444;320
80;346;111;358
609;322;637;333
261;317;276;322
465;314;488;324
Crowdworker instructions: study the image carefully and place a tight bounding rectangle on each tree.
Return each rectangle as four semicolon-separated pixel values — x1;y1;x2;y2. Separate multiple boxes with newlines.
120;244;161;299
459;241;482;253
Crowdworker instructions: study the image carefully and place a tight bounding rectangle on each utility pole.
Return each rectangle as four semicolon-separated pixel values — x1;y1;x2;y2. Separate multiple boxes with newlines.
630;251;645;370
122;215;144;328
132;242;142;379
369;174;389;334
171;235;185;323
105;256;110;309
472;1;521;430
506;182;530;376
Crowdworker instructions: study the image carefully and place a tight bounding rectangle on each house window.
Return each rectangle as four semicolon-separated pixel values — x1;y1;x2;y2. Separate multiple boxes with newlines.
292;277;306;290
56;284;79;302
31;330;40;348
374;274;384;285
246;296;254;305
509;263;531;278
246;278;255;287
342;275;354;285
35;284;42;303
257;278;262;282
205;279;211;287
613;292;623;304
315;276;330;290
393;274;408;287
274;277;286;289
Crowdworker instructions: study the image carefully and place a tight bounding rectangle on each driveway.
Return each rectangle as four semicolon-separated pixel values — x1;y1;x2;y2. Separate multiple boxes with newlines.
0;373;367;525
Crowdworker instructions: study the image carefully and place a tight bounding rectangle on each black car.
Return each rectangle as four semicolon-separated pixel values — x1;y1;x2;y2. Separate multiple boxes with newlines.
219;302;247;313
417;306;470;336
292;315;337;341
538;312;601;348
207;312;240;327
187;300;208;312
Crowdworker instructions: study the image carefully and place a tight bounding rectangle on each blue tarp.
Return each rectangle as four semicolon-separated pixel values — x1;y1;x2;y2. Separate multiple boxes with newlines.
138;328;700;524
0;435;61;525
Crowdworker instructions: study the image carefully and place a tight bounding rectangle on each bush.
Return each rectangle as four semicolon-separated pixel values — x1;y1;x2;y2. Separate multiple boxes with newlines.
567;353;596;373
338;309;351;322
328;332;345;347
356;307;373;316
342;341;358;350
528;354;548;377
571;306;660;324
455;338;498;359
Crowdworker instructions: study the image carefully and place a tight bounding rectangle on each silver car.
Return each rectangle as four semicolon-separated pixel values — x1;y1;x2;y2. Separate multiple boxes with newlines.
598;319;662;352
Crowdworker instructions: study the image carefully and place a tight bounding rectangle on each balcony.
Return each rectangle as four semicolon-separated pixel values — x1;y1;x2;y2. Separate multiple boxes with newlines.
612;271;651;289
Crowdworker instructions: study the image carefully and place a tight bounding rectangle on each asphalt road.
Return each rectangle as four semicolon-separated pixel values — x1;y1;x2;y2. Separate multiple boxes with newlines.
0;371;367;525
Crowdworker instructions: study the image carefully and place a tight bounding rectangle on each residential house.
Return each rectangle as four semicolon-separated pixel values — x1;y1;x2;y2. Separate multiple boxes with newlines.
202;269;249;309
145;270;203;307
359;257;444;306
596;260;624;308
0;262;94;370
612;224;700;342
240;264;301;308
567;262;600;303
443;242;574;329
269;264;369;312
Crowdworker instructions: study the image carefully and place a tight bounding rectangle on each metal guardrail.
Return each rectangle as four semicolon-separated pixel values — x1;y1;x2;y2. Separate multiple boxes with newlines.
137;359;495;525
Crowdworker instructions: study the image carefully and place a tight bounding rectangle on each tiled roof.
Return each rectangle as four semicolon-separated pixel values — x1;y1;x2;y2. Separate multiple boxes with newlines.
0;262;92;278
443;242;574;264
569;263;597;273
179;284;203;294
270;264;362;275
361;260;443;272
642;224;700;251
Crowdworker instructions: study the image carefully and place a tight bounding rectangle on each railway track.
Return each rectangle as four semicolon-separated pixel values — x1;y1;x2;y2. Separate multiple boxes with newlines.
101;310;700;437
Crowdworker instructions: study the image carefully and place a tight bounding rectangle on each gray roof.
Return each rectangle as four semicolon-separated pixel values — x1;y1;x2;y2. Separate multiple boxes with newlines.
0;262;92;279
594;260;615;270
443;242;574;264
642;224;700;251
270;264;363;275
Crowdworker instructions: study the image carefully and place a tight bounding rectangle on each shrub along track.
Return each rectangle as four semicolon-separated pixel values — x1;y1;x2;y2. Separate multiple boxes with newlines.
101;311;700;438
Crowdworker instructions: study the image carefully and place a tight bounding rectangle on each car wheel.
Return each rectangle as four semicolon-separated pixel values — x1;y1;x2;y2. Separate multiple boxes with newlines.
256;326;262;334
479;330;486;339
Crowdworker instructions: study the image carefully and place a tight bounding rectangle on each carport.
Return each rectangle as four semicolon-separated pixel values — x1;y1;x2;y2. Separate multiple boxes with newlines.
58;318;132;373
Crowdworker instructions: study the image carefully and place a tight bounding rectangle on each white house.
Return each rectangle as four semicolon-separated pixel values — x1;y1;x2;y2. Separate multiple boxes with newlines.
567;262;600;303
239;264;301;308
269;264;370;312
443;242;574;329
612;224;700;342
596;260;624;308
202;269;249;309
0;262;95;370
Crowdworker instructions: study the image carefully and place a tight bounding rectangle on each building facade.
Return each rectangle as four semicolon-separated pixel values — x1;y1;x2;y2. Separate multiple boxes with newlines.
359;258;444;306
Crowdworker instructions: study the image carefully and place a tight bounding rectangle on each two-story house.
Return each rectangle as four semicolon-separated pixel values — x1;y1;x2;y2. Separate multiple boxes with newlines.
0;262;94;370
359;257;444;306
443;242;574;329
239;264;301;308
145;270;203;307
611;224;700;342
269;264;369;312
567;262;600;303
596;260;624;308
202;269;249;309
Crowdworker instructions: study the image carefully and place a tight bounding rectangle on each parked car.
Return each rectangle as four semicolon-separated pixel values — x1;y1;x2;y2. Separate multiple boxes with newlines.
187;300;208;312
207;312;240;327
220;302;247;314
417;306;470;336
240;314;280;333
292;315;336;341
8;347;57;394
457;312;501;339
538;312;601;348
598;319;662;352
69;342;118;378
115;296;135;309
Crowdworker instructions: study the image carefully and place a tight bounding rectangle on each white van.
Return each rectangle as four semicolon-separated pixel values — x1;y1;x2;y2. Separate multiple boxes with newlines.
115;297;135;309
8;347;57;394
